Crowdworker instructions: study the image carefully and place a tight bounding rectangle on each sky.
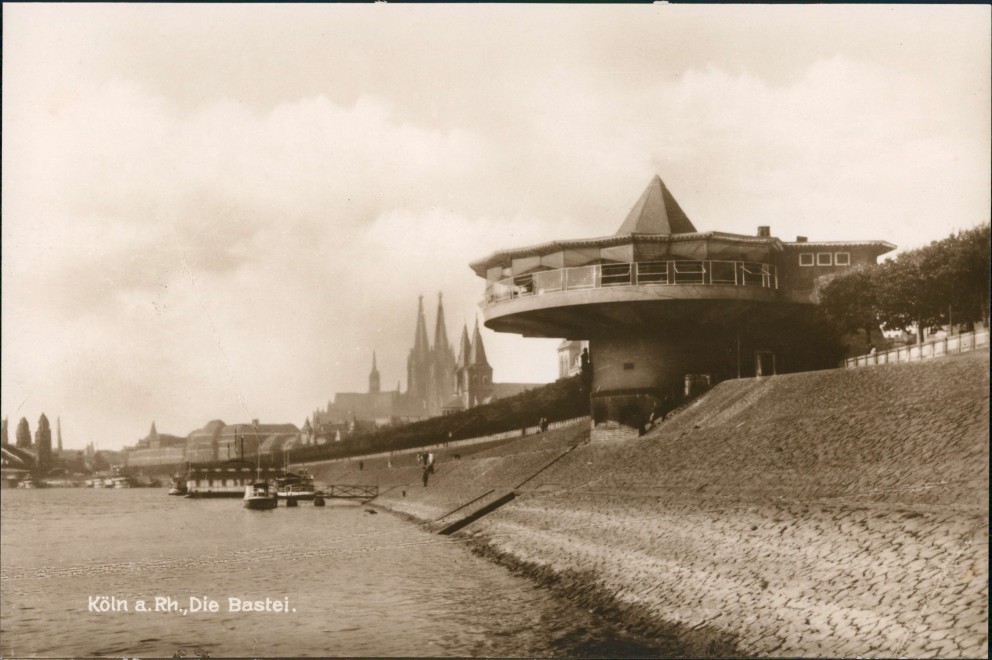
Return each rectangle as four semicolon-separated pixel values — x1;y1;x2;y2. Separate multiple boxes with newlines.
2;4;989;450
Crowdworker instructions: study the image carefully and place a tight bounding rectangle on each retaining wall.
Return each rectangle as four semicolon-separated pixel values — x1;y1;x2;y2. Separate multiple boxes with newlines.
372;350;989;658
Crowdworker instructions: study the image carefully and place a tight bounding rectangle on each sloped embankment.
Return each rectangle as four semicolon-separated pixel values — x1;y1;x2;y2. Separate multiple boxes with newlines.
372;351;989;658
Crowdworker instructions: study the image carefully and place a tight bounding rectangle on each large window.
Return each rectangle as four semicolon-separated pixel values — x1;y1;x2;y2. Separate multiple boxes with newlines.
834;252;851;266
817;253;833;266
799;253;814;267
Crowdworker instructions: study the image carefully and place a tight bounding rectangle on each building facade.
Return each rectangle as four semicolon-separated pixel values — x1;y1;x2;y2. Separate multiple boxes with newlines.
471;175;895;438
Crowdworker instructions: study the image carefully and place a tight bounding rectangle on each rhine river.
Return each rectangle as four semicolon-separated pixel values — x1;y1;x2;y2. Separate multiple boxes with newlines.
1;489;664;657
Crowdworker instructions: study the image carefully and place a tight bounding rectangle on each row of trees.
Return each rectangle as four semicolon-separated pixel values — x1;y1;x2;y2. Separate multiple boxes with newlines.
291;375;587;464
818;224;990;344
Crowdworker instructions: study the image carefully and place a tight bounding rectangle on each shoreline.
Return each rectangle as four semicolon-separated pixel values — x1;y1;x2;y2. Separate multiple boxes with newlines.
361;351;988;658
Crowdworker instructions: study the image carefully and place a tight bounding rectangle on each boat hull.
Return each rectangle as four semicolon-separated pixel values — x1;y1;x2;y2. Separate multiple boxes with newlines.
186;489;245;499
243;497;278;510
276;491;316;501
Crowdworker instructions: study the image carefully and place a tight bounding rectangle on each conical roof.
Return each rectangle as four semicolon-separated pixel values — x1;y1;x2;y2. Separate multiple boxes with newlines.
369;351;379;377
615;175;696;235
456;324;471;369
412;296;430;358
469;319;490;368
433;293;451;353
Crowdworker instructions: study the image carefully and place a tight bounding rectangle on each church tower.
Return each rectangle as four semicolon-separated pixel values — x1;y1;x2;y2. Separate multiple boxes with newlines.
406;296;432;409
455;319;494;409
428;293;456;415
368;351;381;394
56;417;63;453
35;414;52;471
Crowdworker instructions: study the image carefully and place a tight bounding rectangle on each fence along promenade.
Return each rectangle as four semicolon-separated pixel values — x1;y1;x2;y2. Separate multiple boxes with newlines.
845;327;989;368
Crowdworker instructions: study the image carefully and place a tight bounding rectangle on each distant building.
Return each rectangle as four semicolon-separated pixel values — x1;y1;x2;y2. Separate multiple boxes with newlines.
185;419;300;464
443;318;541;414
557;340;589;379
124;422;187;469
313;294;544;433
35;414;52;472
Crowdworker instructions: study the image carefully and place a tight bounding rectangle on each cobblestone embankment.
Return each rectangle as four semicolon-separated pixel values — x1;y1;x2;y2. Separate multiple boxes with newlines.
348;351;989;657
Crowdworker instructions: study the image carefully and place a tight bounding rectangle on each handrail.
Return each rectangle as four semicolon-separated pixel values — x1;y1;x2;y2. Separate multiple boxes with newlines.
844;328;989;368
485;259;777;305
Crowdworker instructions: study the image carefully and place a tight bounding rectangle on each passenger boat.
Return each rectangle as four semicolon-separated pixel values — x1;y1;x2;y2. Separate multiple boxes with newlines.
243;481;278;510
275;469;316;501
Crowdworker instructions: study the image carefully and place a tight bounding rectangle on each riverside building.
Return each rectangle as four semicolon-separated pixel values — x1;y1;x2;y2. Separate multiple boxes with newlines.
471;175;895;439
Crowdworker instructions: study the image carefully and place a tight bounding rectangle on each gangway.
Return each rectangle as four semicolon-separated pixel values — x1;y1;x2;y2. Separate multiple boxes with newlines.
316;484;379;499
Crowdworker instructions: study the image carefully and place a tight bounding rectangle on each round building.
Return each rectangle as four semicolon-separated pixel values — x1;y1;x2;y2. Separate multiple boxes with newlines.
470;175;895;438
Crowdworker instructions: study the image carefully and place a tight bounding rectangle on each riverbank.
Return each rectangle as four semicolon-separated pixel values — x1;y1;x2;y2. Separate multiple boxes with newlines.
324;349;988;658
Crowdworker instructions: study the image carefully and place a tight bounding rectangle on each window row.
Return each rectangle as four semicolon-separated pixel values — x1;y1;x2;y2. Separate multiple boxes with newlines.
799;252;850;267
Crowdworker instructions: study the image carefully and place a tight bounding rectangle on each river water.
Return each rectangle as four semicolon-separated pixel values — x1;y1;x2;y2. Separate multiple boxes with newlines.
1;489;661;658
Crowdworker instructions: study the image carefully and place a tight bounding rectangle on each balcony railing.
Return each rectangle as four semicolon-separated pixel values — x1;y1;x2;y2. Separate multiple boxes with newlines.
485;260;778;305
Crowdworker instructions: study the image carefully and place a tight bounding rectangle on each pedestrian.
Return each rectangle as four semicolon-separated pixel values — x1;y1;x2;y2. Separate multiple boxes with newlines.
427;451;435;475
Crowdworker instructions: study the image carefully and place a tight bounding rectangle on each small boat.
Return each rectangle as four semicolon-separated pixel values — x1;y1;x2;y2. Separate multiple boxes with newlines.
243;481;278;510
275;471;316;502
167;475;188;496
17;476;45;489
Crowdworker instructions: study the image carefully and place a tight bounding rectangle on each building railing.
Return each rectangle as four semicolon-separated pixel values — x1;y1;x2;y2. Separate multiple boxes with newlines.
484;260;778;305
844;328;989;368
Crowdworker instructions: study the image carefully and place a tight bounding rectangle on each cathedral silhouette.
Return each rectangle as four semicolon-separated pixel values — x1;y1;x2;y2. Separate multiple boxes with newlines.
310;294;537;440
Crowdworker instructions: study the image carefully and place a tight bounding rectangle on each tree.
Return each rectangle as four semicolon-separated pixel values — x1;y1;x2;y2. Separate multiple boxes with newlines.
875;250;946;344
937;224;991;328
874;224;991;341
817;266;881;343
15;417;31;449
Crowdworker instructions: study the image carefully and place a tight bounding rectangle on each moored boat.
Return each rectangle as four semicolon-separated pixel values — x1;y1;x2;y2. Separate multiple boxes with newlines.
167;475;188;496
243;481;278;510
275;469;316;501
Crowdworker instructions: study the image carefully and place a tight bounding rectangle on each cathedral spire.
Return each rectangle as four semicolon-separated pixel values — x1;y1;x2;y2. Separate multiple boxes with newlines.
413;295;430;357
407;296;432;401
433;292;451;354
369;350;381;394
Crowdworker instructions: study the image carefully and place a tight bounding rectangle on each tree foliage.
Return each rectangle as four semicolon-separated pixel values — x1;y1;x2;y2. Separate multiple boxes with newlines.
817;223;990;343
818;266;880;341
291;375;587;464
